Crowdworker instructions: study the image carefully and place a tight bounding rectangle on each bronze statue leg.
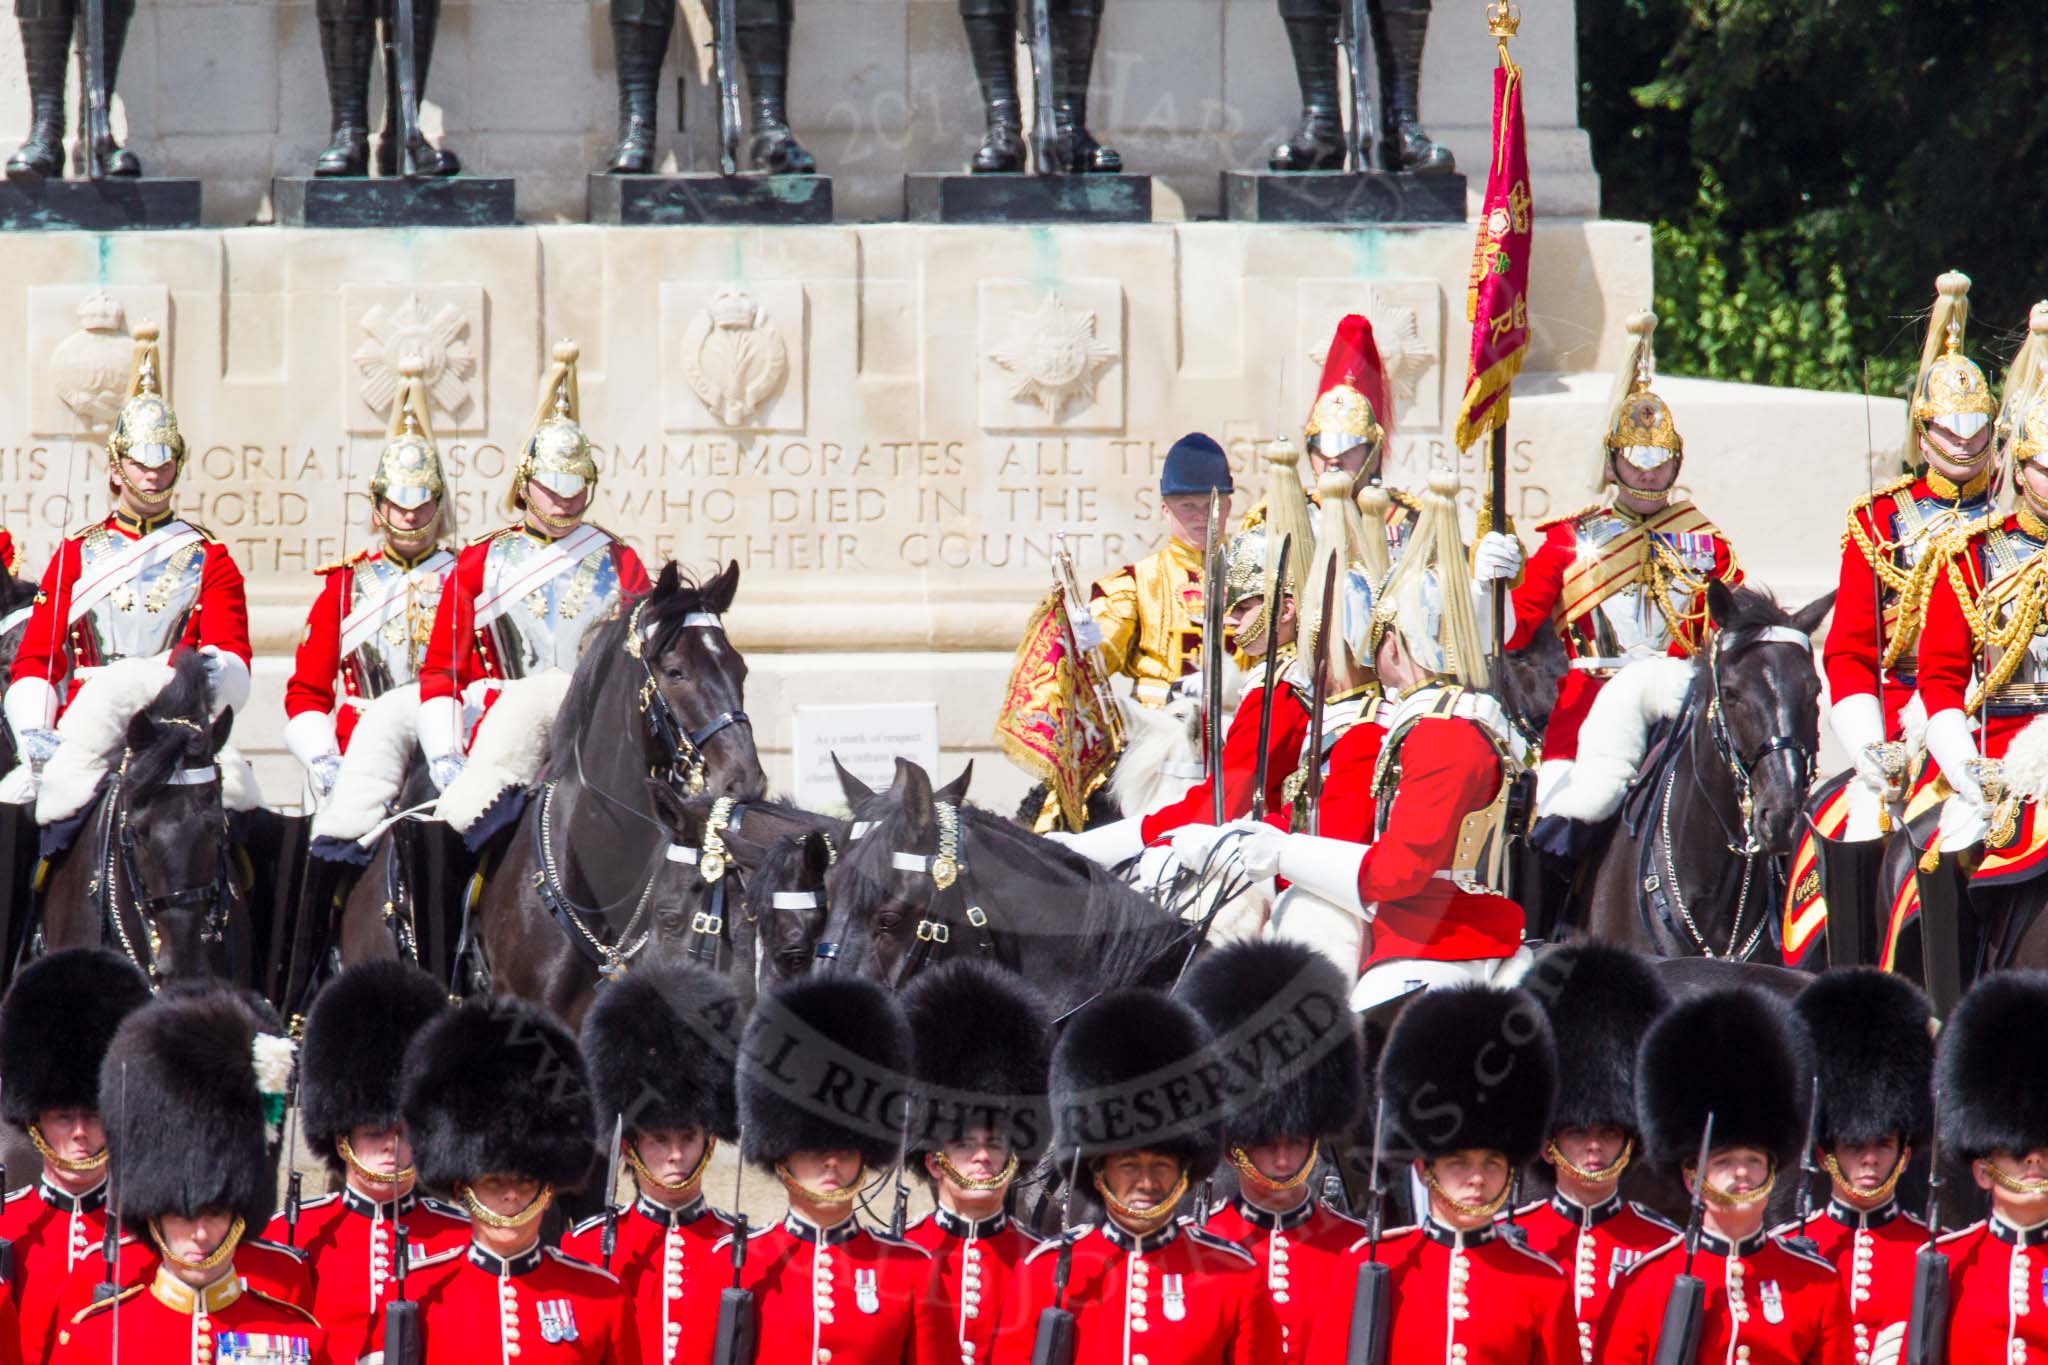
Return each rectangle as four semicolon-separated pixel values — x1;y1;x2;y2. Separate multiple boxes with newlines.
606;2;672;174
371;0;460;178
1368;0;1452;174
735;0;816;174
6;10;73;180
313;0;375;176
1049;0;1120;173
1269;0;1344;172
958;0;1022;172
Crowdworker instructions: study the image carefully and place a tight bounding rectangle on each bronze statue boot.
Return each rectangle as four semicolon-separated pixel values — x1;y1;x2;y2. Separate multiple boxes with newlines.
959;5;1023;172
5;16;72;181
974;100;1025;173
313;18;374;175
1371;0;1453;174
372;0;460;176
737;19;816;174
1268;12;1345;171
1051;11;1120;173
607;17;670;173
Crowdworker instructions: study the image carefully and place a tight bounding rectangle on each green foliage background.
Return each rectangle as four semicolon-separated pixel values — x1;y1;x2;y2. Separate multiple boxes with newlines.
1577;0;2048;396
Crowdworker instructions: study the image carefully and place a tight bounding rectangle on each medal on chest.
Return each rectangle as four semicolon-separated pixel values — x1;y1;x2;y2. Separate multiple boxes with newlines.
1608;1246;1643;1287
214;1333;313;1363
855;1266;881;1315
1759;1280;1784;1324
537;1297;580;1343
1162;1272;1187;1322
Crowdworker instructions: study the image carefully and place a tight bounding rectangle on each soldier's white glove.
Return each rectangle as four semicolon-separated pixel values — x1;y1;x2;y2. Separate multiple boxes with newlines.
1071;615;1106;652
428;754;468;792
1923;708;1984;809
309;754;343;798
284;710;343;795
1472;532;1524;583
1046;816;1144;867
1268;834;1371;914
417;693;466;782
1173;819;1286;879
19;728;61;766
198;645;252;716
1829;694;1898;797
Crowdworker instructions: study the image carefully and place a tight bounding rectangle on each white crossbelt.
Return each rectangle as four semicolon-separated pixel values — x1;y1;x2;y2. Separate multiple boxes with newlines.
66;524;204;625
471;524;607;629
339;552;452;655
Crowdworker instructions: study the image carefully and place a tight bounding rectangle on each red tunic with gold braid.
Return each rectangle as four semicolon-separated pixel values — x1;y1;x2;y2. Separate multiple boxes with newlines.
1790;1199;1924;1365
284;546;455;751
724;1212;957;1365
560;1194;736;1365
0;1179;115;1363
50;1232;315;1341
995;1217;1284;1365
50;1264;320;1365
1595;1228;1853;1364
902;1206;1039;1365
1513;1193;1679;1364
1506;500;1740;761
410;1240;639;1363
7;512;249;714
1301;1218;1574;1365
1138;664;1310;845
260;1188;470;1365
1941;1217;2048;1365
1203;1196;1368;1358
1823;471;1992;740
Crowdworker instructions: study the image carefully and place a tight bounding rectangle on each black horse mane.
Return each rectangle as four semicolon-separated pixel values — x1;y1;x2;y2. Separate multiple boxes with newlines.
1714;584;1802;639
126;652;212;794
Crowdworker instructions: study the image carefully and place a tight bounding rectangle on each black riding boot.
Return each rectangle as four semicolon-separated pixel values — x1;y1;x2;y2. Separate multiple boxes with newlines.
313;18;375;175
374;0;460;177
1369;0;1452;174
1052;4;1119;173
1270;6;1345;172
6;16;71;180
960;0;1023;172
736;0;815;174
608;16;670;173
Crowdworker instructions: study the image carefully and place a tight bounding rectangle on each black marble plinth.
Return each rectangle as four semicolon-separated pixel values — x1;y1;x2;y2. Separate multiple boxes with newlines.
0;176;201;230
1221;169;1467;223
588;173;833;225
272;176;517;228
906;172;1152;224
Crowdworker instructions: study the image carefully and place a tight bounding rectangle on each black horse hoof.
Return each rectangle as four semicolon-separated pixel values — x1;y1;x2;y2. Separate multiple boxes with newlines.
749;126;816;176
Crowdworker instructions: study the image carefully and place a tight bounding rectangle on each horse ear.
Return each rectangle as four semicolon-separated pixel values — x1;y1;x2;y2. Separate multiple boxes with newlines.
704;559;741;615
124;710;154;753
832;753;874;809
937;760;973;803
1706;579;1737;630
799;830;832;883
210;708;233;757
655;560;680;598
896;758;934;830
1790;590;1837;639
644;778;696;835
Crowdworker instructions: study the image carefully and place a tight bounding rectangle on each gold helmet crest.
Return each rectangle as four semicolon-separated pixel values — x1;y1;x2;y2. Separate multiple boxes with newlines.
108;324;184;473
509;340;599;518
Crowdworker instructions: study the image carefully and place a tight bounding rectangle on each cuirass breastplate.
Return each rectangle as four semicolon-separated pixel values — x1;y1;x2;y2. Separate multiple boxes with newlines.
1976;527;2048;697
77;524;205;661
348;552;448;697
1574;512;1709;659
1890;489;1986;572
481;532;622;679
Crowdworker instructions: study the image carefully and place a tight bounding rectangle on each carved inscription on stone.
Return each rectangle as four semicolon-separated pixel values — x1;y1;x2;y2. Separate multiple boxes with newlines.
346;287;484;435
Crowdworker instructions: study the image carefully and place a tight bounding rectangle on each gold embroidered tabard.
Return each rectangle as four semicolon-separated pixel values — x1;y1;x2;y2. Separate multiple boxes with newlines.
1088;537;1206;706
1554;500;1726;659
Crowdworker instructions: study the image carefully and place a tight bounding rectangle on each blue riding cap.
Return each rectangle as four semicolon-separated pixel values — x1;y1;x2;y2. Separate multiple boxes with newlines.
1159;432;1234;497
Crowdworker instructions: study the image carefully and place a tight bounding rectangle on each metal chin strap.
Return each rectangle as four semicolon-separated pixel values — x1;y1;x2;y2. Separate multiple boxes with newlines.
626;601;752;794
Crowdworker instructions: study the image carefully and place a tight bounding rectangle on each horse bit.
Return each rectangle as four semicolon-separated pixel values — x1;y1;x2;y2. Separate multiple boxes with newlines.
625;600;751;794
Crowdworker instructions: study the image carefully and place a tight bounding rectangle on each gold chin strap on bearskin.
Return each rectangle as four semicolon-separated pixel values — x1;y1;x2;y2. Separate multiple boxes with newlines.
1230;1140;1320;1192
27;1123;111;1175
1823;1146;1909;1205
1689;1161;1777;1210
933;1148;1020;1193
1093;1168;1190;1226
337;1135;417;1188
1421;1165;1514;1221
1546;1137;1632;1186
150;1214;247;1273
460;1182;556;1230
628;1135;718;1193
1978;1159;2048;1198
776;1161;864;1205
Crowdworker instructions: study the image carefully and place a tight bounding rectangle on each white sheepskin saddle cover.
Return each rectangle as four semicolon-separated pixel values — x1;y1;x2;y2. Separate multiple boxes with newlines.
433;670;572;836
1539;656;1695;823
312;685;421;845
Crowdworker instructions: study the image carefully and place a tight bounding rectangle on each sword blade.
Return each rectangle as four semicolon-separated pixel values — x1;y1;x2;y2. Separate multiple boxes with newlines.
1028;0;1057;173
392;0;422;177
81;0;111;176
1248;533;1293;822
714;0;742;175
1202;491;1228;821
1303;554;1339;834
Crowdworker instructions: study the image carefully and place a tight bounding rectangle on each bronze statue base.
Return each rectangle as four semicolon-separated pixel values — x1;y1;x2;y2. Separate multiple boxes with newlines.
1221;169;1466;223
906;172;1151;224
587;173;833;226
272;175;515;228
0;176;200;230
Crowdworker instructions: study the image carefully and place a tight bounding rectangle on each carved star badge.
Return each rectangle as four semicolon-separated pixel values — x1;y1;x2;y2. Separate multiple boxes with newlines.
989;294;1119;423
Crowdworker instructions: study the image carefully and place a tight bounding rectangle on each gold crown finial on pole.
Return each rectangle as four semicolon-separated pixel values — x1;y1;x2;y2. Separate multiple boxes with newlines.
1486;0;1520;39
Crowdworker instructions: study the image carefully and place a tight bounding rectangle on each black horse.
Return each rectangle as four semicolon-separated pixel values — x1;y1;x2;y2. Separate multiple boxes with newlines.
465;562;769;1027
816;758;1196;1014
1580;583;1834;962
38;652;250;986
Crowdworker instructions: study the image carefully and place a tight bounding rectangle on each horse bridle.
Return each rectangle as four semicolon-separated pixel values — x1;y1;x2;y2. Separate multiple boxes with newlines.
815;801;996;989
95;738;232;985
625;600;751;794
1702;626;1818;857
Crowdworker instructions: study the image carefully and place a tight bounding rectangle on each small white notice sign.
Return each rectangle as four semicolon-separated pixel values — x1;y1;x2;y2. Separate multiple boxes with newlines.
793;702;942;812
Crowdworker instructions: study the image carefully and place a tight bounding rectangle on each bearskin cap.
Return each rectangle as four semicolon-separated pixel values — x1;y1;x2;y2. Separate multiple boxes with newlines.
0;948;151;1128
1639;987;1809;1173
581;960;740;1142
301;960;448;1174
903;960;1052;1161
738;977;912;1171
1794;967;1934;1150
1379;985;1556;1165
1050;988;1223;1180
1937;970;2048;1163
1178;941;1364;1146
1521;942;1670;1139
100;990;286;1233
401;997;597;1193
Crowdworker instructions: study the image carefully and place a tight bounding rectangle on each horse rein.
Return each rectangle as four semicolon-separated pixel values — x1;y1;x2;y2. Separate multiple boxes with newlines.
1703;626;1818;857
625;601;752;794
818;802;996;989
94;741;232;985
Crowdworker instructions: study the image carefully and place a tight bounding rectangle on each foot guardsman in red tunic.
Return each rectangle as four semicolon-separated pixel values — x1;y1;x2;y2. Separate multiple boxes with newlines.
3;325;251;798
997;987;1285;1364
51;991;321;1364
1596;988;1853;1363
268;960;467;1364
1784;968;1935;1363
1514;943;1679;1362
1184;941;1367;1360
563;961;742;1365
284;358;456;803
417;340;649;793
402;998;638;1362
1302;983;1572;1365
0;950;150;1361
729;975;957;1364
1793;272;2001;968
899;960;1054;1365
